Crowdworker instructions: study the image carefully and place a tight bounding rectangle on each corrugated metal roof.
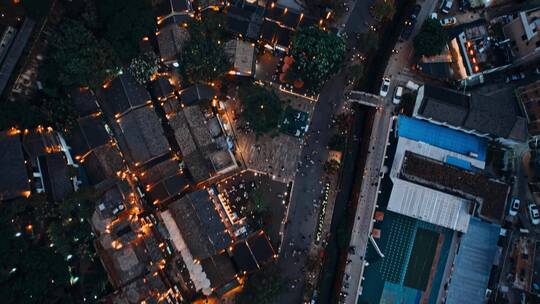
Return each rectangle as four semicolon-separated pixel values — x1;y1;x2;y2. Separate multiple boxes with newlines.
397;116;487;161
445;218;500;304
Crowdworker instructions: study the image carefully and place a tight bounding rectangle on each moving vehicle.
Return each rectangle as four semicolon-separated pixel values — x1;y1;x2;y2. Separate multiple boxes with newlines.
400;20;415;40
505;72;525;83
528;202;540;225
441;0;453;14
393;86;403;104
379;77;391;97
509;198;520;216
440;17;457;27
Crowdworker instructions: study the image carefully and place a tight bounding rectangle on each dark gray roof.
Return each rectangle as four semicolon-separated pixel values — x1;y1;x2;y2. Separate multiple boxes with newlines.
418;84;527;141
70;115;109;156
168;190;232;259
231;240;258;273
179;84;216;106
100;74;151;118
0;131;29;201
70;88;99;117
247;231;275;266
112;106;170;165
40;152;73;202
21;131;58;163
82;144;125;186
150;76;174;101
200;252;237;289
155;0;191;17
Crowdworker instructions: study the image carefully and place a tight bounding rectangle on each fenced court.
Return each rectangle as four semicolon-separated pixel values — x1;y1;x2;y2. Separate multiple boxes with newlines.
404;228;440;290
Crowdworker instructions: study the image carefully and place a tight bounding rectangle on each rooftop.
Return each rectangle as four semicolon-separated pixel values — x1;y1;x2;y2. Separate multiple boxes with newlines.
157;24;190;63
224;39;256;76
99;74;152;118
40;152;73;202
0;130;29;201
415;84;527;142
70;87;100;117
112;105;170;166
397;116;487;161
165;189;232;260
400;151;509;223
445;218;500;304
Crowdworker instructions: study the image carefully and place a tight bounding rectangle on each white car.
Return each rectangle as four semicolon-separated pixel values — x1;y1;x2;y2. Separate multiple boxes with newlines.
393;86;403;104
509;198;520;216
431;12;438;19
440;17;457;27
528;202;540;225
379;77;391;97
441;0;453;14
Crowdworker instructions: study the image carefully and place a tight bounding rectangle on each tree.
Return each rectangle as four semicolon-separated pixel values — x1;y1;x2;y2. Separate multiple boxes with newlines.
22;0;52;20
96;0;155;61
128;52;159;85
370;0;396;21
47;19;119;89
239;84;283;136
413;18;448;57
356;31;379;54
328;134;346;151
324;159;341;175
289;26;346;91
236;266;288;304
346;64;365;85
178;17;230;84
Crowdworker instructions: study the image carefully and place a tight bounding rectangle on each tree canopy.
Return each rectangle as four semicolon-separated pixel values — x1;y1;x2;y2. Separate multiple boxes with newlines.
239;84;283;136
47;19;119;89
128;52;159;85
289;26;346;91
0;189;108;303
370;0;396;21
96;0;155;61
413;18;448;57
236;266;288;304
177;17;230;84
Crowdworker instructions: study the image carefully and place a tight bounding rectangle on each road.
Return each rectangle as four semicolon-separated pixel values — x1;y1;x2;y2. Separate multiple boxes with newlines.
274;1;377;302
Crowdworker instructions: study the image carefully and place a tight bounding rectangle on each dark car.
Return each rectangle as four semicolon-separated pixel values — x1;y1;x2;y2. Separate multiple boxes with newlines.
411;4;421;19
400;19;415;40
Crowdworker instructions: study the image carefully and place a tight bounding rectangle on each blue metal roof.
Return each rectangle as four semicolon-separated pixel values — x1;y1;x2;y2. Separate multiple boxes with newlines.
445;218;500;304
445;156;472;171
398;116;487;161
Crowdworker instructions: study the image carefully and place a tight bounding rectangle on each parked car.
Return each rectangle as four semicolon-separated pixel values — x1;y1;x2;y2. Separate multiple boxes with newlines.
440;17;457;27
379;77;391;97
393;86;403;104
441;0;453;14
528;202;540;225
411;4;422;19
431;12;438;19
505;72;525;83
509;198;520;216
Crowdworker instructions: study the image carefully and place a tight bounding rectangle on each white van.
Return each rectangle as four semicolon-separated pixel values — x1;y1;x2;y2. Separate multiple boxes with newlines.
405;80;420;91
